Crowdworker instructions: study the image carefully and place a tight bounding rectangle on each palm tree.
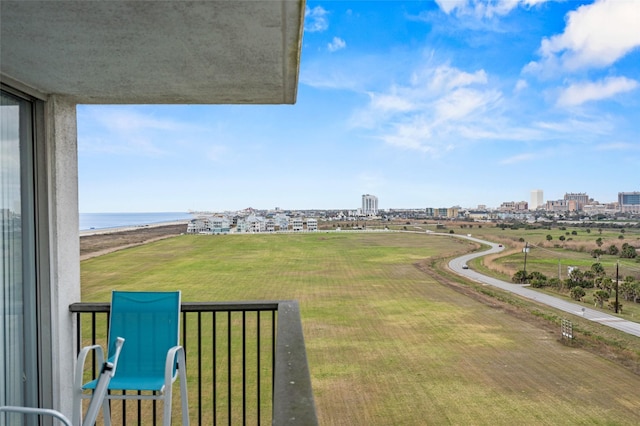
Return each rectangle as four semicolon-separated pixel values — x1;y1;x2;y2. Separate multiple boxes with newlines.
593;290;609;308
590;263;605;287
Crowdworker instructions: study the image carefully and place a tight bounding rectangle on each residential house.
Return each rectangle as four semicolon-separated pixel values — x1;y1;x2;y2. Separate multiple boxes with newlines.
187;217;210;234
307;218;318;231
292;217;304;232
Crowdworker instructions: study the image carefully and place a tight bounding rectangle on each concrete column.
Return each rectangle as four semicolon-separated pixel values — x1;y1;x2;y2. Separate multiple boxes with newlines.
46;95;80;417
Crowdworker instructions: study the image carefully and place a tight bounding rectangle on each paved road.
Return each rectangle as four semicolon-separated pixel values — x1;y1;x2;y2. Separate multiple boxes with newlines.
438;233;640;338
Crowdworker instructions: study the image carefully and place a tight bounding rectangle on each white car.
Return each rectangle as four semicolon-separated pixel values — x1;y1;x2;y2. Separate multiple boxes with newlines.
462;264;469;269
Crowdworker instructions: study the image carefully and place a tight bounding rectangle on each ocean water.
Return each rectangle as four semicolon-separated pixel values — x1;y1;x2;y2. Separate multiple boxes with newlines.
79;212;193;231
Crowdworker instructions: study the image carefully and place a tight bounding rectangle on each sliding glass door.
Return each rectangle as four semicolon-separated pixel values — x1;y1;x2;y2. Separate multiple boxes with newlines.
1;88;39;422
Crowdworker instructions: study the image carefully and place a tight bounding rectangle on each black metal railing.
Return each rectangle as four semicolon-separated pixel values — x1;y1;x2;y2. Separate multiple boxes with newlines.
69;300;317;425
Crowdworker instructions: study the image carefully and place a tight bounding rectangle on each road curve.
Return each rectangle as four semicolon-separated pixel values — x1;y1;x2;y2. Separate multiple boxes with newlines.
435;232;640;338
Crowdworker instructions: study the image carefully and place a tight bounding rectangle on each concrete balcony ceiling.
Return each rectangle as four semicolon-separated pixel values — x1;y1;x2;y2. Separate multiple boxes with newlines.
1;0;305;104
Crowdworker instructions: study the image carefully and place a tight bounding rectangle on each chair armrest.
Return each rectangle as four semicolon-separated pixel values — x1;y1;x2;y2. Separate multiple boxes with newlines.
105;337;125;377
74;345;105;390
0;406;72;426
164;345;185;384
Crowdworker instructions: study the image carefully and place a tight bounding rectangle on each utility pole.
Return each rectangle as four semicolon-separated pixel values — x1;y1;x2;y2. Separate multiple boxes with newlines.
523;242;529;283
558;259;561;280
615;261;619;314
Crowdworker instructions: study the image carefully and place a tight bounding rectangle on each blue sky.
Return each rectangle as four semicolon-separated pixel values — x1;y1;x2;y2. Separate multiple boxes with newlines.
78;0;640;213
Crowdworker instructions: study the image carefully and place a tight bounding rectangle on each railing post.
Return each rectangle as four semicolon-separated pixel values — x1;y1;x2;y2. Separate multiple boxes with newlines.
272;301;318;425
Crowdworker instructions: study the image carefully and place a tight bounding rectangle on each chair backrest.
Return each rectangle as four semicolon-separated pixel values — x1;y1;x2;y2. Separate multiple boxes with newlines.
108;291;181;379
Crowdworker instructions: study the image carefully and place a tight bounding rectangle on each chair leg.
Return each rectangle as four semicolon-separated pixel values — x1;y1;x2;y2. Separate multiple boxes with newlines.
179;349;190;426
72;392;82;426
101;398;111;426
162;387;173;426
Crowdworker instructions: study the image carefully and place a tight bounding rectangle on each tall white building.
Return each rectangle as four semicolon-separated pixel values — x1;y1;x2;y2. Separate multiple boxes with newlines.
362;194;379;216
530;190;543;210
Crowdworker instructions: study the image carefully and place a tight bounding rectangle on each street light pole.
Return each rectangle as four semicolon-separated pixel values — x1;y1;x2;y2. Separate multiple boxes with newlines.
523;242;529;283
615;261;619;314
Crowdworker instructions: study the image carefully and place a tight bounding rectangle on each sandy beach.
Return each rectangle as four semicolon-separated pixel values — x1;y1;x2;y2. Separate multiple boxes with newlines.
80;221;189;260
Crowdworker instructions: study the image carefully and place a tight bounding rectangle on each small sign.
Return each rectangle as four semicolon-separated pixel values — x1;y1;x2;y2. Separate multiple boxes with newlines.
561;319;573;340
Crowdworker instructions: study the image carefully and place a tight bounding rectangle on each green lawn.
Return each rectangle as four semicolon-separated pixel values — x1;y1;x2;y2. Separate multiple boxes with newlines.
81;232;640;425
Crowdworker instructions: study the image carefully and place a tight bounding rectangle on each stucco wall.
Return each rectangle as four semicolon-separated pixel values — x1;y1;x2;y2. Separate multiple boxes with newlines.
47;95;81;416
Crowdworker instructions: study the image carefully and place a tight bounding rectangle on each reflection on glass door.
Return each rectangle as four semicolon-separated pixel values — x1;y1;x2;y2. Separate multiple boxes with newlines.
1;89;38;420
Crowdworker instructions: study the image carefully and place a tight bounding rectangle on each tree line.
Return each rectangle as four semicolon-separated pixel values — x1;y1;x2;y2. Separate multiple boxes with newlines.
512;263;640;313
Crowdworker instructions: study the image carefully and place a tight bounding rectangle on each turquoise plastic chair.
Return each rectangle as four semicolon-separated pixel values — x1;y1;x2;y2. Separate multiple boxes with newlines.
73;291;189;426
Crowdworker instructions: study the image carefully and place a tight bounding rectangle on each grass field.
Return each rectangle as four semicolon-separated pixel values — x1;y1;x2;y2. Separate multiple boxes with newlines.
81;232;640;425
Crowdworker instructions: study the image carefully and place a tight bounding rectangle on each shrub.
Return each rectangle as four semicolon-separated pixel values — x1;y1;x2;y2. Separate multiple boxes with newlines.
547;278;561;289
620;243;637;259
530;279;547;288
512;270;528;284
570;287;585;301
529;271;547;282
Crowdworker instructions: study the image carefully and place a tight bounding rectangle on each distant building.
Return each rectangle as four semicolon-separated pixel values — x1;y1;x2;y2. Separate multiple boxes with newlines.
274;213;289;231
583;203;619;215
187;216;209;234
464;209;491;220
246;214;265;232
530;190;543;210
619;191;640;213
266;218;276;232
291;217;303;232
362;194;378;216
546;199;568;212
306;218;318;231
564;192;589;211
499;201;528;212
425;207;449;218
209;216;231;233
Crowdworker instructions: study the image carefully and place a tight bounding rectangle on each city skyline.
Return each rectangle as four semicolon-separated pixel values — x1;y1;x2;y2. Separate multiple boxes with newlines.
79;186;637;214
77;1;639;213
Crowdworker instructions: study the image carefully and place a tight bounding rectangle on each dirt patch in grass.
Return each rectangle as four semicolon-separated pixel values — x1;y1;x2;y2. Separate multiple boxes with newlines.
80;223;187;260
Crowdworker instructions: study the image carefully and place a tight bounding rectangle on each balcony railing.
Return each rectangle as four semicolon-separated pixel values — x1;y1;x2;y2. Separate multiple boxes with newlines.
69;300;317;425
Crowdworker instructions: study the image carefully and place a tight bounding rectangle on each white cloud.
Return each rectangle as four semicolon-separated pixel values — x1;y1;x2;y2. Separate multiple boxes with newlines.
368;92;415;113
531;0;640;73
305;6;329;33
435;0;552;18
557;76;639;107
594;142;639;151
434;87;500;123
423;66;488;93
534;116;614;137
328;37;346;52
514;79;528;92
351;63;505;154
78;107;200;156
499;152;537;165
434;0;468;15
